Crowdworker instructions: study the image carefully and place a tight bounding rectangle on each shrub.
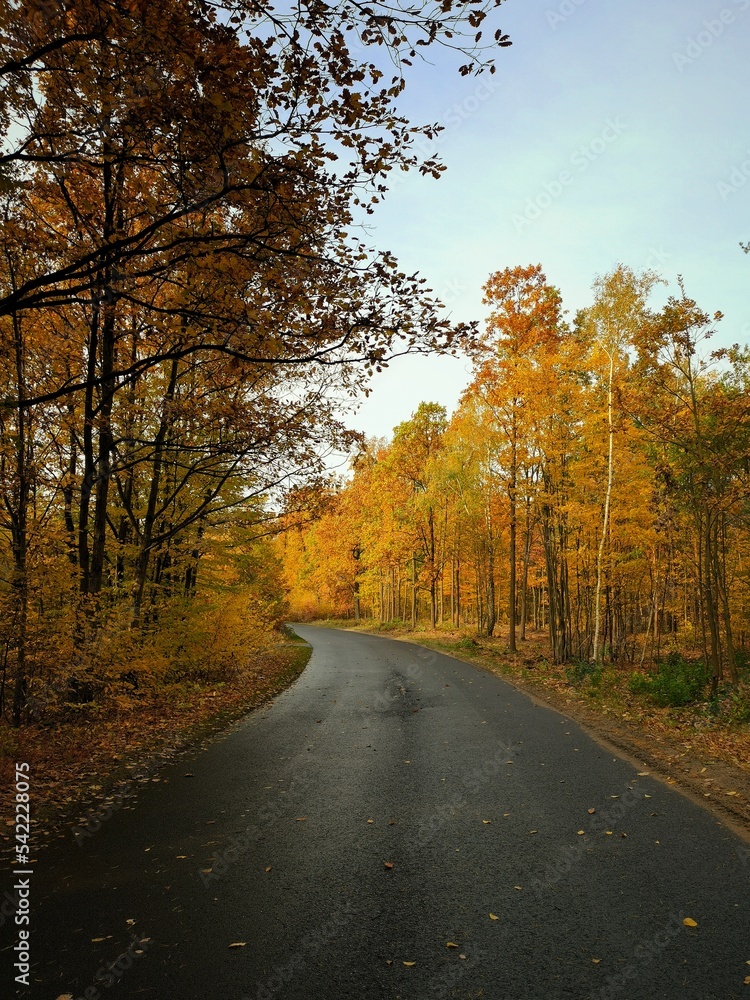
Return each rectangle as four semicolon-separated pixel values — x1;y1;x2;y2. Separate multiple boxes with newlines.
629;652;709;707
566;660;602;687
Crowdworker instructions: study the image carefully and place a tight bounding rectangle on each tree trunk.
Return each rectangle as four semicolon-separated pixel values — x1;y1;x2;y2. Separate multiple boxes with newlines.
592;351;614;663
10;311;29;726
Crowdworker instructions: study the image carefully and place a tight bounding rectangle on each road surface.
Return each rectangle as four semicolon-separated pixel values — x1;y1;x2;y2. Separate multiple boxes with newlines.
11;626;750;998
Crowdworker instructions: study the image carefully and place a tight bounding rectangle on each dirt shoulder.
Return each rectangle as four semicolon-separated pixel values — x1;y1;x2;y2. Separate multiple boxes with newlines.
0;638;311;861
325;620;750;845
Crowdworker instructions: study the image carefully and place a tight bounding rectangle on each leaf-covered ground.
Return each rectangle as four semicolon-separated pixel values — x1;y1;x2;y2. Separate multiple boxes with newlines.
0;639;311;861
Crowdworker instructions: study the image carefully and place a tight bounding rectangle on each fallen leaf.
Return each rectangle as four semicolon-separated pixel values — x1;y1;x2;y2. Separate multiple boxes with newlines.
446;941;459;948
489;913;499;921
296;817;307;822
176;855;187;859
529;829;538;835
587;808;596;815
591;958;601;964
403;961;416;967
228;941;247;948
513;885;523;891
644;794;652;799
91;937;109;943
577;830;585;836
459;953;467;960
388;820;397;825
637;772;650;776
482;820;492;825
605;831;613;836
683;917;698;928
743;975;750;985
264;866;272;872
385;959;392;966
367;819;374;824
384;861;394;869
56;995;74;1000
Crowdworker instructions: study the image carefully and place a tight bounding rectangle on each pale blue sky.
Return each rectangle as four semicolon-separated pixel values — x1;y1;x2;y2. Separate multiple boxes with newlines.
352;0;750;439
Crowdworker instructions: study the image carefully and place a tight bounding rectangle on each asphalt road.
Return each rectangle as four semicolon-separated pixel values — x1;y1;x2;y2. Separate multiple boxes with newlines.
9;625;750;999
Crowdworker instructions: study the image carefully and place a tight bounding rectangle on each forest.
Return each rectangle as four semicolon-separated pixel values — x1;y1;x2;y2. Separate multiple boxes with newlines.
282;263;750;701
0;0;507;731
1;1;748;741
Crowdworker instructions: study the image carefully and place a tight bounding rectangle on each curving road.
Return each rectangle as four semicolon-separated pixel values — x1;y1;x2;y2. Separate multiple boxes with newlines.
13;626;750;998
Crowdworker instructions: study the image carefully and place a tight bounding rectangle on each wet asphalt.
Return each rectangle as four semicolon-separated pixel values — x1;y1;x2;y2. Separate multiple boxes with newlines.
8;625;750;999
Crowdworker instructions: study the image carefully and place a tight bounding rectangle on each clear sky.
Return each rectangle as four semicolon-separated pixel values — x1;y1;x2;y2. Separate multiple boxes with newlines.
350;0;750;440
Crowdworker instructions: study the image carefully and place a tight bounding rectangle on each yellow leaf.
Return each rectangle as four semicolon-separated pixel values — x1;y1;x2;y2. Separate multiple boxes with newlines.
529;829;538;835
744;975;750;985
228;941;247;948
591;958;601;964
367;819;374;824
489;913;499;921
587;808;596;815
403;960;416;967
459;953;467;960
513;885;523;891
176;855;187;859
296;817;307;822
446;941;459;948
264;866;272;872
482;819;491;824
577;830;585;836
683;918;698;928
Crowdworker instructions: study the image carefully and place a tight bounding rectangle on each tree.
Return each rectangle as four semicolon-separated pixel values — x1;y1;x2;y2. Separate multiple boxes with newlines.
632;280;750;689
469;264;563;647
578;265;661;663
388;403;448;628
